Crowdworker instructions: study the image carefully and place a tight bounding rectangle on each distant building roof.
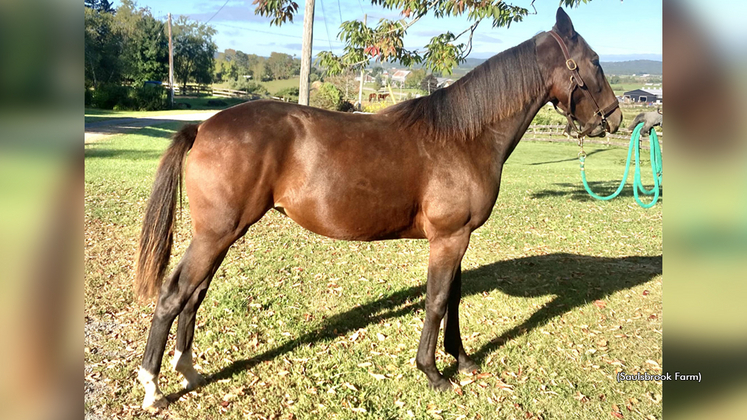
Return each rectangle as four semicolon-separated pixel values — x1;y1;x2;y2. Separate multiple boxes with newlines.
435;77;454;88
623;88;663;103
391;70;411;82
354;74;374;83
624;88;662;97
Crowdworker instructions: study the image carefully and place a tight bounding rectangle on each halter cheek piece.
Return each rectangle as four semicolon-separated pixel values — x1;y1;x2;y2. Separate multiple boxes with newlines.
547;31;620;138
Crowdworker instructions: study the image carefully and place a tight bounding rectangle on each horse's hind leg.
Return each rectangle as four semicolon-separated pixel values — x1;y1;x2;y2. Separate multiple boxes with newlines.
138;234;236;411
171;249;228;390
443;265;479;374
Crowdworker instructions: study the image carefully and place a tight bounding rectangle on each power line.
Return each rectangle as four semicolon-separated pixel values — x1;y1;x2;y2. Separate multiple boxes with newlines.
337;0;343;23
213;22;344;45
319;0;334;49
205;0;230;24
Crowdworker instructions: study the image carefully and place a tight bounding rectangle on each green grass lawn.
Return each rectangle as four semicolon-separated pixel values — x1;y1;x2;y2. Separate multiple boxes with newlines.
214;78;301;95
259;77;300;95
85;125;662;419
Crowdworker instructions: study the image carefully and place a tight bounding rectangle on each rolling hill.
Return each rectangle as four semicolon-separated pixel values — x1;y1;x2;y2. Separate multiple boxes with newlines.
376;58;662;77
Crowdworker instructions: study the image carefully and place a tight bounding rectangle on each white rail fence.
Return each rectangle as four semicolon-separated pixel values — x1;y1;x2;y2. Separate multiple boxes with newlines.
523;124;663;150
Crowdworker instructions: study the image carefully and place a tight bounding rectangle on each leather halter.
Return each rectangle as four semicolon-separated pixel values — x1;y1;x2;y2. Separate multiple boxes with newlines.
548;30;620;138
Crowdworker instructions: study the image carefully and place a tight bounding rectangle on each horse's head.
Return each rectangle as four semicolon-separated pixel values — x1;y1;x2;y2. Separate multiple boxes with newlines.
539;8;622;138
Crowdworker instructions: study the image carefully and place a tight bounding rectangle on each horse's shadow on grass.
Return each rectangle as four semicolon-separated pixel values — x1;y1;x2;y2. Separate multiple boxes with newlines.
85;127;174;159
84;148;167;160
532;182;664;202
528;148;611;166
166;252;661;401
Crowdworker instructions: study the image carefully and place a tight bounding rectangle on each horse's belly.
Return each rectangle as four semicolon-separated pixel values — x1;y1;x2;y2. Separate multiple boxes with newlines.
274;193;423;241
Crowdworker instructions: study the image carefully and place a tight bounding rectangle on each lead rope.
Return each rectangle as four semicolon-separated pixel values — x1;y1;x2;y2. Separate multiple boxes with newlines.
578;122;663;208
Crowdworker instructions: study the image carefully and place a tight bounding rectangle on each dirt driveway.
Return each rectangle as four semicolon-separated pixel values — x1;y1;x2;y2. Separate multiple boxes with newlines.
84;111;220;143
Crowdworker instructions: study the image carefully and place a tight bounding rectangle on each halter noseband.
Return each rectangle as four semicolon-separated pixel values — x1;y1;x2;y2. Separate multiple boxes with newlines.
548;30;619;138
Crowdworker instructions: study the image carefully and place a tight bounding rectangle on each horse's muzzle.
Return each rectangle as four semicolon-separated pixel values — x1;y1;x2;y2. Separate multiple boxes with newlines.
587;107;622;137
606;107;623;134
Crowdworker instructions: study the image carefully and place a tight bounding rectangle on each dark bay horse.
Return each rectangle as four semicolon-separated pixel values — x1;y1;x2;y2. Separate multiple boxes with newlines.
135;8;621;411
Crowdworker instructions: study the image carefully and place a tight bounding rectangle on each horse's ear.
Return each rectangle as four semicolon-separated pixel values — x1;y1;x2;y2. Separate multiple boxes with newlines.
554;7;576;38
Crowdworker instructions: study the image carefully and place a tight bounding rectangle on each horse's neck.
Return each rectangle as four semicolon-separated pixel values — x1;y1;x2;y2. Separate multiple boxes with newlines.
451;47;549;161
480;91;550;165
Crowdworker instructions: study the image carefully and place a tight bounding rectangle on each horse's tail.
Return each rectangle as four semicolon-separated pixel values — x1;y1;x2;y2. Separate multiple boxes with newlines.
135;124;199;300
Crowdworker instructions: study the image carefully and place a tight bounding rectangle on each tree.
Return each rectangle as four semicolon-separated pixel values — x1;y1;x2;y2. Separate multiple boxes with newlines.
84;0;168;86
372;74;383;92
266;52;299;80
252;60;272;82
226;61;239;80
172;16;217;90
421;74;438;94
405;69;426;89
129;14;168;83
85;6;122;87
85;0;115;13
255;0;592;75
309;67;321;83
226;51;262;79
326;71;358;101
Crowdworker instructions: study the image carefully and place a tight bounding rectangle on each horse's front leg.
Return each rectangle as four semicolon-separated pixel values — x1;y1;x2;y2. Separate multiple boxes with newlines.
416;233;470;391
444;265;480;374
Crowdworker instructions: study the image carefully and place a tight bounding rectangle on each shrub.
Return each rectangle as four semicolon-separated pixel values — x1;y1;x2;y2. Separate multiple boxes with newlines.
310;82;344;111
91;83;168;111
275;87;299;102
362;101;391;113
133;84;167;111
338;100;355;112
92;84;132;109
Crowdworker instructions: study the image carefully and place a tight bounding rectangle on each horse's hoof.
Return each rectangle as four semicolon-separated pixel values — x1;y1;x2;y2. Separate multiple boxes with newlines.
182;373;207;391
428;377;454;392
458;359;480;375
142;393;169;413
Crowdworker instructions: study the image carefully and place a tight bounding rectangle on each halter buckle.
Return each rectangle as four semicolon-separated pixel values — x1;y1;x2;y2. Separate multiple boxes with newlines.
566;59;577;71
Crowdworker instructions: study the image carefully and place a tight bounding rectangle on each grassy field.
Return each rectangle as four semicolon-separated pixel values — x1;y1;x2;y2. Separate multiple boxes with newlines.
85;123;662;419
260;77;300;95
530;103;662;131
213;78;300;96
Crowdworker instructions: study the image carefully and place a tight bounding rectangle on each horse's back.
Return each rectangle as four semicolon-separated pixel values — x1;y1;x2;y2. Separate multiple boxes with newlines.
186;100;430;241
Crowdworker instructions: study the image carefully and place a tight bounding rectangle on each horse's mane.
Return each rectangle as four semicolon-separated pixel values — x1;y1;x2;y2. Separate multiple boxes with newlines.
380;37;545;142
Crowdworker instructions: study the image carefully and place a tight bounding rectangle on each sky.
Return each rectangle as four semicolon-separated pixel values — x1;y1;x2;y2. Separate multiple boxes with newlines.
116;0;662;62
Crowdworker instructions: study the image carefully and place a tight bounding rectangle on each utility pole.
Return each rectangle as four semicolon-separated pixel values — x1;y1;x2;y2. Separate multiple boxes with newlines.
298;0;315;106
168;13;174;108
356;14;367;111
